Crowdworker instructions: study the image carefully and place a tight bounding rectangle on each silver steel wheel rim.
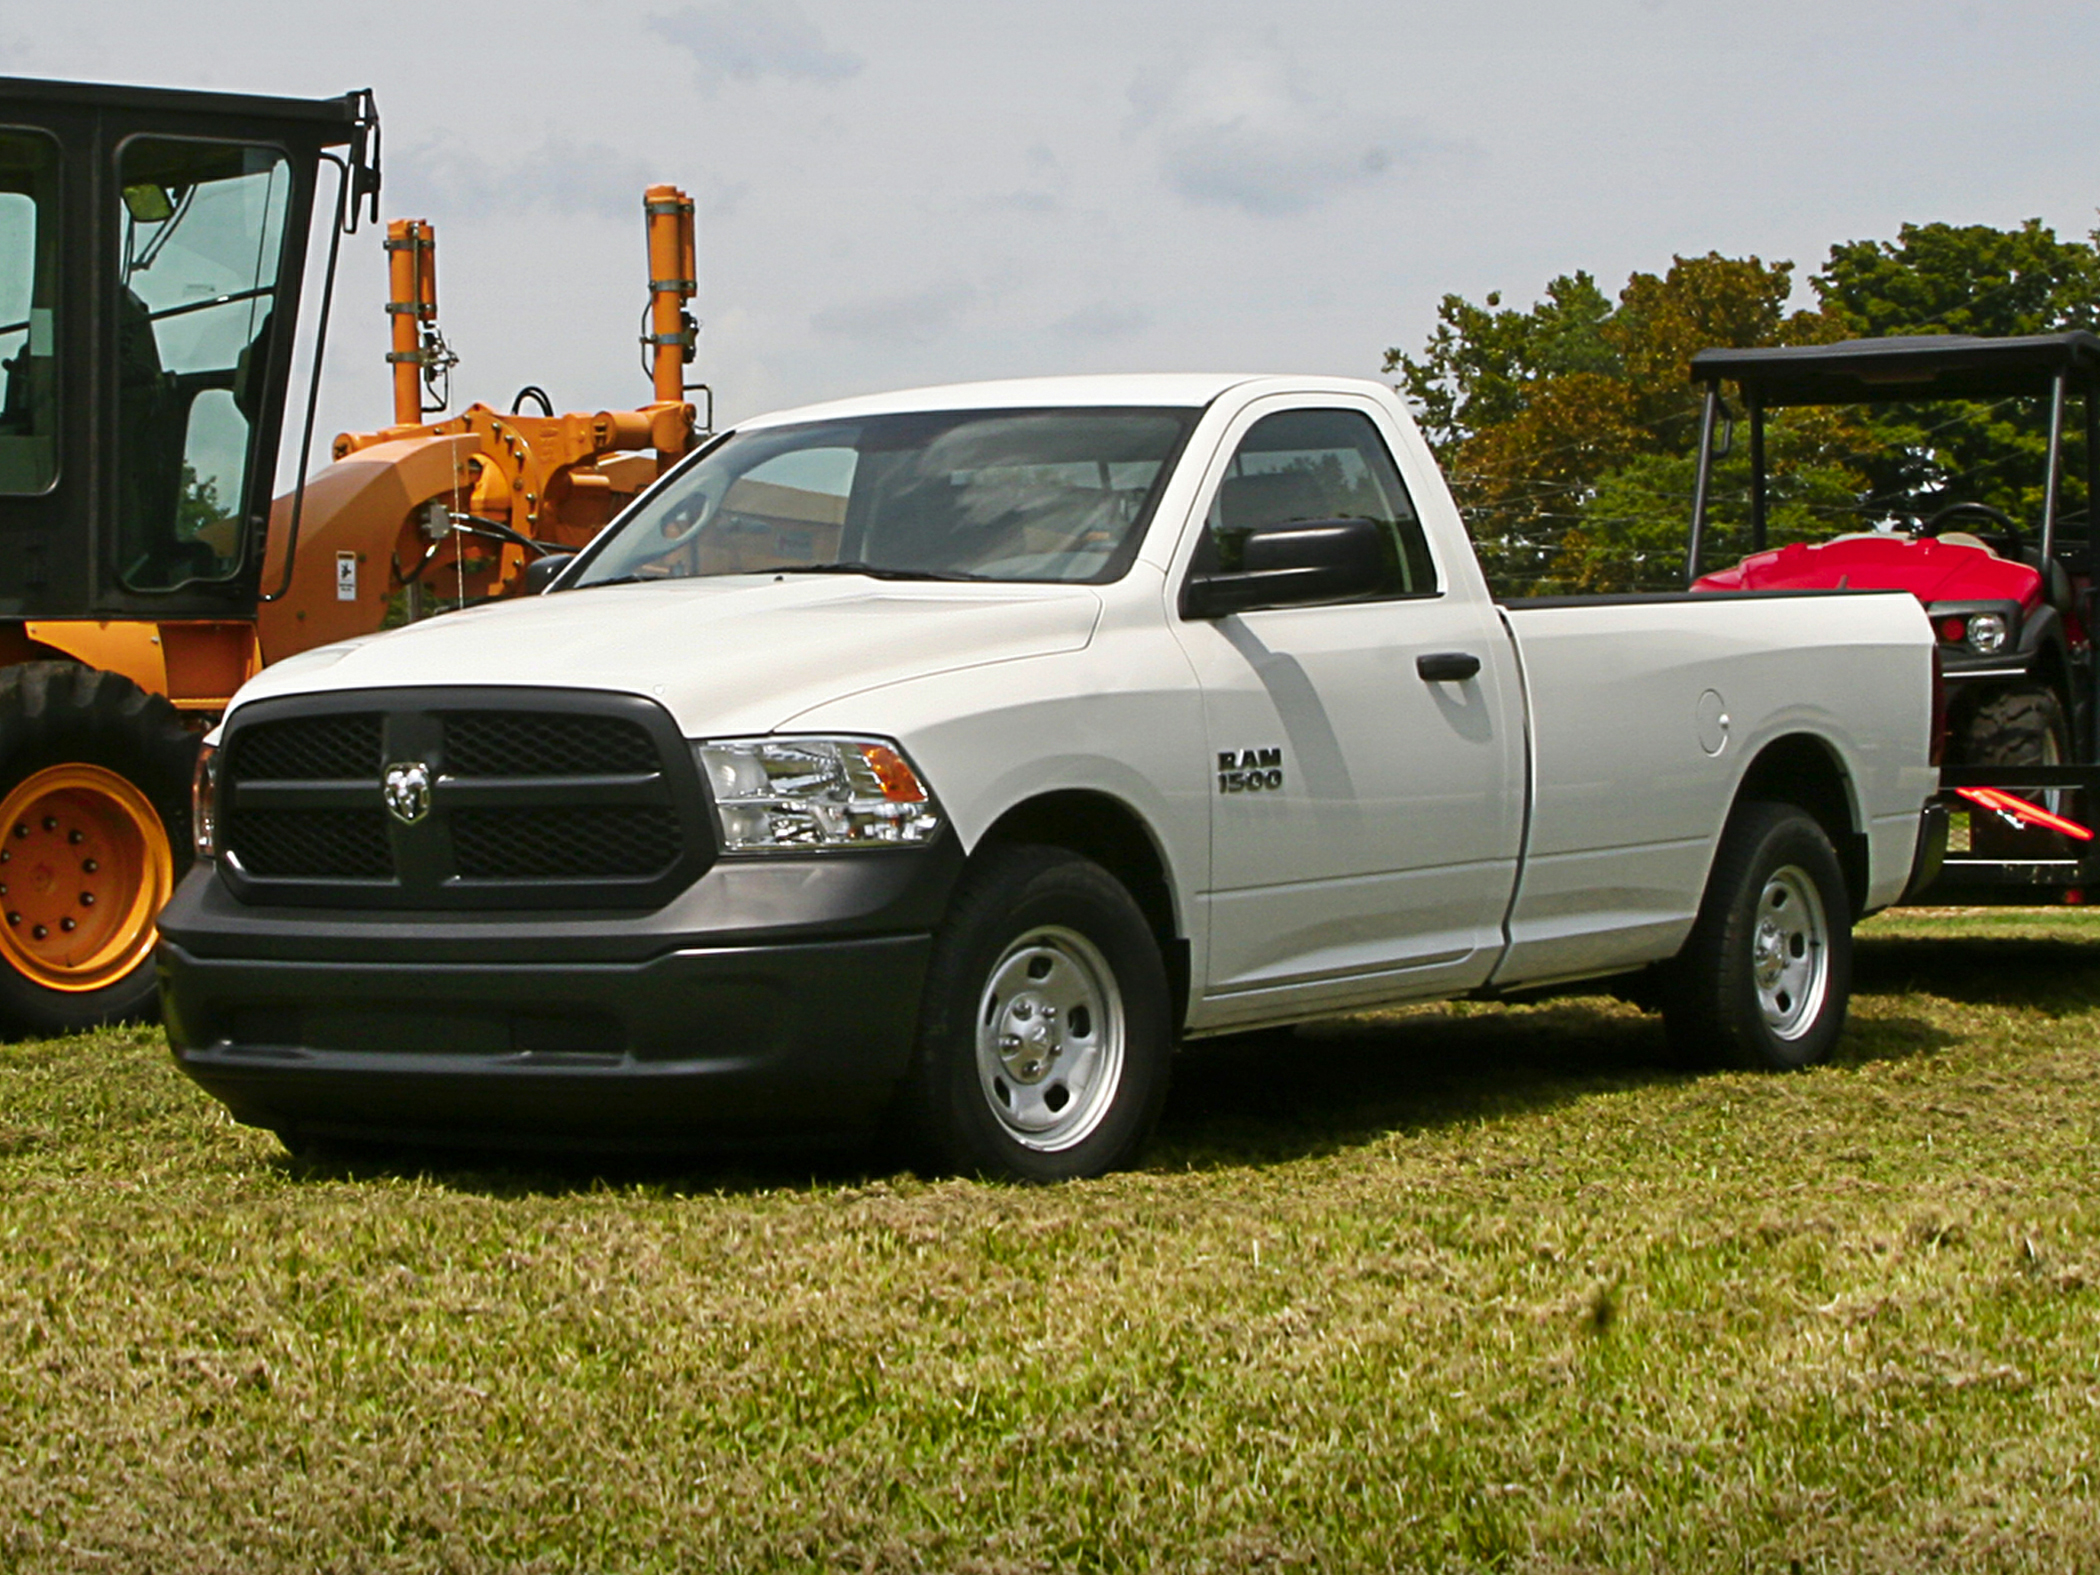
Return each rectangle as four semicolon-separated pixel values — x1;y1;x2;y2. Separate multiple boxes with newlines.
1752;864;1829;1041
975;924;1126;1153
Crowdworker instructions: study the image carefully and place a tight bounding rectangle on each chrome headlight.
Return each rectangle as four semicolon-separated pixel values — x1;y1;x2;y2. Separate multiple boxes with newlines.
191;739;219;860
1966;611;2009;655
695;736;942;851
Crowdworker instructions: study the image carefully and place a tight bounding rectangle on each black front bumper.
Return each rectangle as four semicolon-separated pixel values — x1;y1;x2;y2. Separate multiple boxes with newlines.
159;842;960;1151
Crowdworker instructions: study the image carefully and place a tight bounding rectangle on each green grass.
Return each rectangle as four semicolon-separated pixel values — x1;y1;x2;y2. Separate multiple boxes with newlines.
4;908;2100;1571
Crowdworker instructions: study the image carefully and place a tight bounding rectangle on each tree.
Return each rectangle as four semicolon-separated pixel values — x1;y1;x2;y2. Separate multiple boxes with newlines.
1386;252;1831;593
1813;220;2100;523
1387;220;2100;595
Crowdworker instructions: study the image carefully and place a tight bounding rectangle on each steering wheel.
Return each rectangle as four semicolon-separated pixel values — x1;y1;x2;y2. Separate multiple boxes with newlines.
1916;500;2026;554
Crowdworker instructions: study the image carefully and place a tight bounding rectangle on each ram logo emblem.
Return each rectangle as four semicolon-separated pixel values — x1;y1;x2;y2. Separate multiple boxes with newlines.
382;760;433;825
1217;747;1285;794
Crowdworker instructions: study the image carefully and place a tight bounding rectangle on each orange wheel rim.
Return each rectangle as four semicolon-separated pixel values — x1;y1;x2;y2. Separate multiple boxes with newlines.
0;764;174;993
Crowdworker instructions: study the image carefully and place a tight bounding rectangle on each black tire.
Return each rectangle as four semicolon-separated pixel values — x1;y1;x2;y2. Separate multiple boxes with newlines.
1663;801;1852;1071
0;662;198;1037
1961;684;2067;767
901;845;1171;1182
1960;686;2070;859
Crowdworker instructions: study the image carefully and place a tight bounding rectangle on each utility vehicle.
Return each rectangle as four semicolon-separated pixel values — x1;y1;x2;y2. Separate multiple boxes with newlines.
1686;332;2100;903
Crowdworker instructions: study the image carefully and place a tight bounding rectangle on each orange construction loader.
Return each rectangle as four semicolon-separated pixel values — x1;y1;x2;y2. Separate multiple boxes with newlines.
0;75;700;1034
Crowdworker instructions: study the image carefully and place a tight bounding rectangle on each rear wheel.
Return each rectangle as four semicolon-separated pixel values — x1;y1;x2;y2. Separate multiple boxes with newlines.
0;663;196;1036
1663;801;1852;1071
901;845;1171;1182
1961;685;2070;857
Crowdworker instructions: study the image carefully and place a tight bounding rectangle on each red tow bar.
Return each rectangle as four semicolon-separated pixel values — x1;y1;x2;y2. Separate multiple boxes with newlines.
1954;786;2095;842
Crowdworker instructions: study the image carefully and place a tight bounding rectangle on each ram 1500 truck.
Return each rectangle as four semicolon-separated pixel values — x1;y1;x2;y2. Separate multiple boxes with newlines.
160;375;1939;1179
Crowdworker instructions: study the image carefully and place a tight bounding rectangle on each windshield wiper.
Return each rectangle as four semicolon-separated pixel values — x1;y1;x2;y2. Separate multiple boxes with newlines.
775;561;988;582
568;573;666;591
575;562;989;590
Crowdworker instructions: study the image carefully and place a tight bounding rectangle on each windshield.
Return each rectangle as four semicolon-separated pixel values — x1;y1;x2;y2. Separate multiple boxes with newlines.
570;406;1199;588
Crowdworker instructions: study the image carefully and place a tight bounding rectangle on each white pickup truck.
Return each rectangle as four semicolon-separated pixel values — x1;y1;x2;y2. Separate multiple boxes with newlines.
161;375;1939;1179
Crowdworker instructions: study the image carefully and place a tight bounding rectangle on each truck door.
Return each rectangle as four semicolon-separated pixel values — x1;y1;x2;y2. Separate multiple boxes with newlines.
1171;397;1525;1013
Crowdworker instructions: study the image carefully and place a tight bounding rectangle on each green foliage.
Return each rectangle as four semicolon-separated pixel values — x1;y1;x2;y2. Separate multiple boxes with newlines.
1391;271;1618;458
1816;221;2100;521
1818;219;2100;340
1388;220;2100;595
174;459;224;540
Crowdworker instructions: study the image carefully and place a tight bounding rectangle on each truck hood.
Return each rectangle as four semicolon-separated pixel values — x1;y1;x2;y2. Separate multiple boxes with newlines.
233;575;1104;735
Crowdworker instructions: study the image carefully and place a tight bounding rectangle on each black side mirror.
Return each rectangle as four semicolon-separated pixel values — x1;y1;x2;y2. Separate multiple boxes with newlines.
522;552;577;594
1182;517;1388;619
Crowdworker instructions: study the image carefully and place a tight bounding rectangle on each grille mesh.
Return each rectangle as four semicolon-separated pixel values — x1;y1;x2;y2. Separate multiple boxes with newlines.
441;712;659;777
231;714;383;781
450;806;682;880
228;809;392;879
219;702;692;901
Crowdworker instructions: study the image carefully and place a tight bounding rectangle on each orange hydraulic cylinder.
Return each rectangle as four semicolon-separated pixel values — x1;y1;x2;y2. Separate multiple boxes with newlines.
644;186;697;430
386;219;438;426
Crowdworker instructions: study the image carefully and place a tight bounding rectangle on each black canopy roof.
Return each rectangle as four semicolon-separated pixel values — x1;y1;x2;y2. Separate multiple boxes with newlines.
1689;331;2100;405
0;76;363;137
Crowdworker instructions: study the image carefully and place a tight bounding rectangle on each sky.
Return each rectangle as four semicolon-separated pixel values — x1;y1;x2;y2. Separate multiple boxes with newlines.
8;0;2100;470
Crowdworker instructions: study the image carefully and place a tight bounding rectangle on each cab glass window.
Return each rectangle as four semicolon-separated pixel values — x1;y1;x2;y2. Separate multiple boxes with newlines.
1201;408;1438;596
113;138;291;591
573;407;1198;587
0;130;59;494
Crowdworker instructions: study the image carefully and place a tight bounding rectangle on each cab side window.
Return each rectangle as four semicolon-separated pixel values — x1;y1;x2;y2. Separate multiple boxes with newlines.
1202;407;1437;596
0;129;59;494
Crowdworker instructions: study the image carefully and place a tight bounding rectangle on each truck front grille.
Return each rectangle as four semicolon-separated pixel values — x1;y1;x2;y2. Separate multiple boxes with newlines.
439;711;661;778
230;713;383;782
227;808;394;880
217;690;708;910
450;806;683;881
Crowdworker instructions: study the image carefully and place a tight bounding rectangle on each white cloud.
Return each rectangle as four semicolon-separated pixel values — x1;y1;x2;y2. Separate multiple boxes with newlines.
386;133;656;223
1129;46;1431;217
810;283;978;347
649;0;862;92
1051;302;1150;342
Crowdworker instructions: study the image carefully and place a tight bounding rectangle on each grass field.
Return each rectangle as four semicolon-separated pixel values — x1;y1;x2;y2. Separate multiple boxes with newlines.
3;908;2098;1572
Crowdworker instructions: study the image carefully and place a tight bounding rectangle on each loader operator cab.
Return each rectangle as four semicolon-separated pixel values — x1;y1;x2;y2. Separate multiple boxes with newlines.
0;78;375;618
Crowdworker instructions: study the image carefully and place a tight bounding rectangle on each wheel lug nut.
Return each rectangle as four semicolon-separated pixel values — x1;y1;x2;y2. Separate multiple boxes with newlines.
82;859;98;874
30;924;45;940
66;829;83;845
79;892;95;907
59;918;75;933
4;912;16;927
11;824;25;839
40;816;56;831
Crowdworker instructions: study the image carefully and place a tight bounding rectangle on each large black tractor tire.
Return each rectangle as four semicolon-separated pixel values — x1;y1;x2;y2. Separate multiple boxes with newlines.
900;845;1172;1182
1662;801;1853;1072
0;663;198;1038
1960;686;2070;859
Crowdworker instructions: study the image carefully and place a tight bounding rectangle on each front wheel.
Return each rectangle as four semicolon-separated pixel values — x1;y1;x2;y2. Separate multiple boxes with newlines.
0;663;196;1037
1663;801;1852;1071
902;846;1171;1182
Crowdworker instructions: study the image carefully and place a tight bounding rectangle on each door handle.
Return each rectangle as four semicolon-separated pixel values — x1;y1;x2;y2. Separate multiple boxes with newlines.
1416;651;1481;682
